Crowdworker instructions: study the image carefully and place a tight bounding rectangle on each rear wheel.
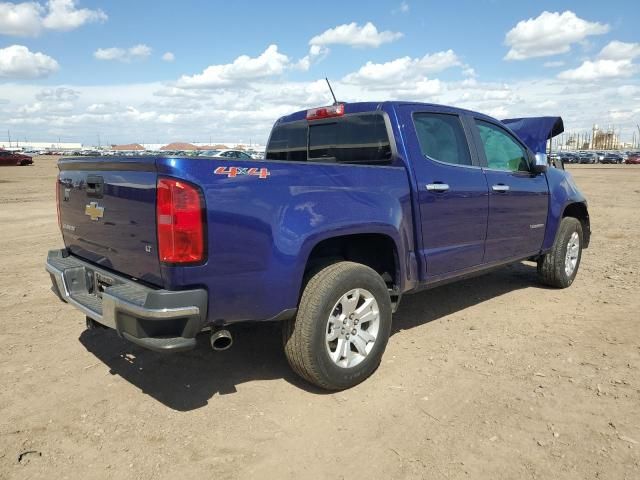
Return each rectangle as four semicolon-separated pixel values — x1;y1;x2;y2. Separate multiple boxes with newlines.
537;217;583;288
283;262;392;390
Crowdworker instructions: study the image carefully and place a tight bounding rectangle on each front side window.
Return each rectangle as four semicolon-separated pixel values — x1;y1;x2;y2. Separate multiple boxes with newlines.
413;113;472;166
475;120;529;172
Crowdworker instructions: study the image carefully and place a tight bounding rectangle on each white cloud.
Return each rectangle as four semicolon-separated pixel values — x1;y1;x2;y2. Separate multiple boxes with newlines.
176;44;289;89
0;0;106;36
558;59;635;82
607;109;634;120
35;86;79;101
598;40;640;61
94;44;152;62
42;0;106;31
343;50;461;86
162;51;175;62
504;11;609;60
617;85;640;97
294;44;329;71
309;22;403;48
86;102;124;114
0;42;639;146
0;1;43;36
0;44;59;78
392;1;409;14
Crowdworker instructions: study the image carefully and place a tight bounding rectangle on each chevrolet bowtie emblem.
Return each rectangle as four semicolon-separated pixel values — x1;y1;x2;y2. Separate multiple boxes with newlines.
85;201;105;221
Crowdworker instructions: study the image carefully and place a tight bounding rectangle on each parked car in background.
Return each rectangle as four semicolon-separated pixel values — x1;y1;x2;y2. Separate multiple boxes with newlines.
245;150;265;160
214;149;253;160
626;152;640;164
601;152;623;164
578;152;598;164
560;152;579;164
0;149;33;166
198;150;221;157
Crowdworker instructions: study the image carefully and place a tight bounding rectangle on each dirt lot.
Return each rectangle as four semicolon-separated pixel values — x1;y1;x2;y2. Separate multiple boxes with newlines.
1;158;639;479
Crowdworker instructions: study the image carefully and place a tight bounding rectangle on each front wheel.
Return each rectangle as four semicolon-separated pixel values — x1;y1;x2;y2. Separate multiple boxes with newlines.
283;262;392;390
537;217;583;288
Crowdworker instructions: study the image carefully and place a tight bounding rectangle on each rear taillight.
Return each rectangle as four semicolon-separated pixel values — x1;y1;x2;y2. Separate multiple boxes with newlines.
55;177;61;231
156;178;205;264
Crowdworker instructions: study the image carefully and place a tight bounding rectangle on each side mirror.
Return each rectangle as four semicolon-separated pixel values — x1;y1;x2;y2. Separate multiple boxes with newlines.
531;163;548;174
531;152;548;173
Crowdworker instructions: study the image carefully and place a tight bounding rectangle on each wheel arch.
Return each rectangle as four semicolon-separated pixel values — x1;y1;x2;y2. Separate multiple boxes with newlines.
562;201;590;248
298;230;403;304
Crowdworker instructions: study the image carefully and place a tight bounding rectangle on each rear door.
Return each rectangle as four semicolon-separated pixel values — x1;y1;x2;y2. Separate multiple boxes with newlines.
399;106;489;278
469;118;549;263
57;157;163;285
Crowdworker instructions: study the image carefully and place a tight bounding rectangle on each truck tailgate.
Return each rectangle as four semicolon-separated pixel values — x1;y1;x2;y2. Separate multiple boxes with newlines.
57;157;162;286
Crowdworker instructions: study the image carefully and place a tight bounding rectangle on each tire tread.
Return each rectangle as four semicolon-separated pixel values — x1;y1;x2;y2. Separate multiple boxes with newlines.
283;261;389;390
537;217;582;288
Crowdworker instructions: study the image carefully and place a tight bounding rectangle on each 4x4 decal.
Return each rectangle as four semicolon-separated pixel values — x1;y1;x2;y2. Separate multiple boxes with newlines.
214;166;270;179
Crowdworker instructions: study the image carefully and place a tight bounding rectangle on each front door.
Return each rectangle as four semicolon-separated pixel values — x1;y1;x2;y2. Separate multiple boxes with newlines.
470;118;549;263
399;106;489;278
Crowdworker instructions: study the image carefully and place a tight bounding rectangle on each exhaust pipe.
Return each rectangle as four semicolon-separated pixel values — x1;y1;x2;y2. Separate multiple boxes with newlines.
210;328;233;351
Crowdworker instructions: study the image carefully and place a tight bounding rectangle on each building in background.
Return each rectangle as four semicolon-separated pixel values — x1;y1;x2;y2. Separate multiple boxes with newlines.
590;125;620;150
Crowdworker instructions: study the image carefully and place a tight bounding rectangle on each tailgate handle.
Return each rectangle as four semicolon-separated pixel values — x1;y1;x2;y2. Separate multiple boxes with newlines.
86;175;104;198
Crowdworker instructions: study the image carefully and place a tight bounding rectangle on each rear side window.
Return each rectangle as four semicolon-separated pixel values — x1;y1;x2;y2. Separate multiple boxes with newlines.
308;114;391;164
266;113;392;165
266;122;307;161
413;113;472;166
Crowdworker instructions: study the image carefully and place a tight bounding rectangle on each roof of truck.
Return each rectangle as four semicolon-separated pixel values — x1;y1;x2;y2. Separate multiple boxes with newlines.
274;101;497;125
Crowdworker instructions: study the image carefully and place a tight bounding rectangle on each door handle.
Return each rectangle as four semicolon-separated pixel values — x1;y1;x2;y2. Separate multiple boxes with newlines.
426;183;450;192
491;184;510;193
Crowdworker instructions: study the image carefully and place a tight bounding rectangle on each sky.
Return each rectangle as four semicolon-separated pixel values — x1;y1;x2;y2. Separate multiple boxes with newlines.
0;0;639;146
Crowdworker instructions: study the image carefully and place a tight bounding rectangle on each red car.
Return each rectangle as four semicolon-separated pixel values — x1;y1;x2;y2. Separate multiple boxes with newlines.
0;149;33;166
626;152;640;165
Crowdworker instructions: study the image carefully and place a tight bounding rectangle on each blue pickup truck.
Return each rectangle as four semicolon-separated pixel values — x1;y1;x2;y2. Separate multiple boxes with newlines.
46;101;590;390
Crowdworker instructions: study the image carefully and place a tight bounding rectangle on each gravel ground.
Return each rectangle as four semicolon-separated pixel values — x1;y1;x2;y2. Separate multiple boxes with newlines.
1;159;639;479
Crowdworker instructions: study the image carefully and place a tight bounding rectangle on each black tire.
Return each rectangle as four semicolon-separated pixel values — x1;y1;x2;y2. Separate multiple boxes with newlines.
537;217;583;288
283;261;392;390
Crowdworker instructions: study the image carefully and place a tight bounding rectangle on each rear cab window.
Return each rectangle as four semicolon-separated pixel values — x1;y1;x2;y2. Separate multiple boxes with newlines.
266;113;393;165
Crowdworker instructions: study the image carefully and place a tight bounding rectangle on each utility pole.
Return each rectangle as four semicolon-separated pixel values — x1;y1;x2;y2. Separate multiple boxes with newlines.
7;129;11;148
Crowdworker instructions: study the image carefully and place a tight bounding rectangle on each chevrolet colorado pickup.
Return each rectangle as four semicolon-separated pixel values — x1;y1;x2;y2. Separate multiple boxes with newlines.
46;101;590;390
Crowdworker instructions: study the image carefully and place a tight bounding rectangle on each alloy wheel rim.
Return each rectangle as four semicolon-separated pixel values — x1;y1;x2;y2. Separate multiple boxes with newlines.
325;288;380;369
565;231;580;277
